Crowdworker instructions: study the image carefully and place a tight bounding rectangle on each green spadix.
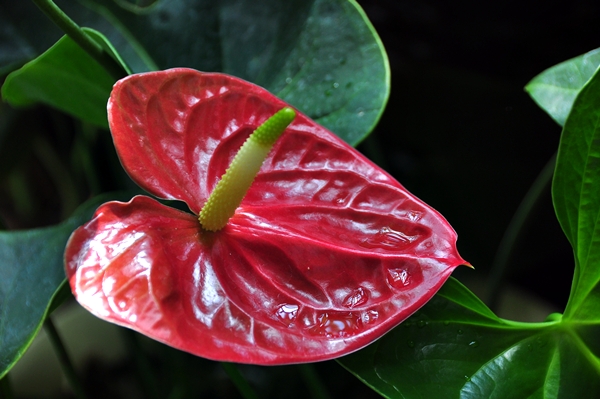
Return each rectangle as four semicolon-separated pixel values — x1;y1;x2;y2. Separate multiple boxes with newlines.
199;107;296;231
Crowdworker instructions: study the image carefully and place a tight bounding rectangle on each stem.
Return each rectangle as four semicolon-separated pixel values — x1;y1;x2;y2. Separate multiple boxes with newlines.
486;153;557;310
0;375;13;399
44;317;88;399
31;0;127;80
298;364;332;399
220;363;260;399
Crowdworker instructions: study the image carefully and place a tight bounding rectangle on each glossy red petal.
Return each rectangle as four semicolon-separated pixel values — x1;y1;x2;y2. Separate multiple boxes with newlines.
66;196;463;364
108;68;297;214
67;69;467;364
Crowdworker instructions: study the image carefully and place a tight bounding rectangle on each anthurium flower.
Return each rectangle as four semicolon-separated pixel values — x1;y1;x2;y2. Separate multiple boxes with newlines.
65;68;468;365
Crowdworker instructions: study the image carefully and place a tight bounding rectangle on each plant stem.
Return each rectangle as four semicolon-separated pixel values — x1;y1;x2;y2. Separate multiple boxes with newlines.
44;317;88;399
31;0;127;80
486;153;557;311
0;375;13;399
220;362;260;399
298;364;332;399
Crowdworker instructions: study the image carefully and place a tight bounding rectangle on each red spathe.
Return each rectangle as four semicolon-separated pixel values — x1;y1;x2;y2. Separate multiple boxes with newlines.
65;68;466;364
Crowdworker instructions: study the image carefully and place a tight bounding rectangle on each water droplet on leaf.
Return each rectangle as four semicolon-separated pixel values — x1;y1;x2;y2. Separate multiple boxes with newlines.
310;312;360;338
276;304;299;326
361;310;378;324
361;226;419;250
386;267;411;289
285;77;292;84
343;287;369;308
407;340;415;348
407;211;422;221
469;341;479;348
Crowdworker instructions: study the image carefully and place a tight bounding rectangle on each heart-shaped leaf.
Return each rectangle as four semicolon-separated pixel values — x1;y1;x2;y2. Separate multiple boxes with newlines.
1;28;128;128
525;47;600;126
86;0;389;145
0;194;121;379
553;60;600;322
340;52;600;399
65;69;466;365
1;0;388;146
339;278;600;399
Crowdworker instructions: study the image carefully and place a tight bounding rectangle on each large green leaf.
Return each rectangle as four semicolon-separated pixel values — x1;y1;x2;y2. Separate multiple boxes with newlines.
339;278;600;399
525;48;600;127
85;0;389;145
552;63;600;322
340;53;600;399
1;28;128;128
0;194;117;379
2;0;389;146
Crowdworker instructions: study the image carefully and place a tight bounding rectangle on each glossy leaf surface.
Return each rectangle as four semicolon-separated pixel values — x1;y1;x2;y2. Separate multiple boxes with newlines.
339;278;600;399
86;0;389;145
340;52;600;398
525;47;600;126
0;195;117;379
1;28;128;128
0;0;388;146
553;63;600;322
65;69;466;364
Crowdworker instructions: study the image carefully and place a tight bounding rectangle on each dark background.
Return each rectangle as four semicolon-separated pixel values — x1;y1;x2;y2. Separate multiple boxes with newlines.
357;0;599;313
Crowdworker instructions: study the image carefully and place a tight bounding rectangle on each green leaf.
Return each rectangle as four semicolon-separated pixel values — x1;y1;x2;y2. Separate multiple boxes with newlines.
552;64;600;322
1;28;128;128
81;0;389;145
96;0;390;145
0;194;117;379
339;278;600;398
2;0;388;145
525;48;600;127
